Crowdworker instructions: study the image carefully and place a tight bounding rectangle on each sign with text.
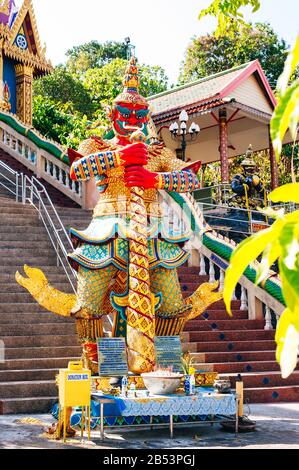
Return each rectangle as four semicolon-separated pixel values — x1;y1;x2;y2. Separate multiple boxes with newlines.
154;336;183;373
97;338;128;377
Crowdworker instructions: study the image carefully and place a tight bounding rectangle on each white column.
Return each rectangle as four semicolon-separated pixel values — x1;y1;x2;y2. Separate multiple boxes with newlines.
240;286;248;311
209;262;216;283
199;254;207;275
265;306;273;330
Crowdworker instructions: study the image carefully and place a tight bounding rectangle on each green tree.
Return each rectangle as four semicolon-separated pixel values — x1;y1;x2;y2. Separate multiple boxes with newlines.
83;58;168;107
179;22;288;87
66;40;128;75
32;95;89;149
34;66;95;118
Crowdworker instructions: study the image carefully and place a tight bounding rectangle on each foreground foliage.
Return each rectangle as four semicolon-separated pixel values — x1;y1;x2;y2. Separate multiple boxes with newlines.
199;0;299;377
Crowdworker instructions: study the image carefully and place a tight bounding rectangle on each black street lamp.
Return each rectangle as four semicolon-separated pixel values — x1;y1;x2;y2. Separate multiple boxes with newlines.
169;110;200;162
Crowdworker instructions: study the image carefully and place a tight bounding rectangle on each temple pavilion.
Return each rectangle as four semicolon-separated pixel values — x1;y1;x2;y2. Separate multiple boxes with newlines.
149;60;292;190
0;0;52;125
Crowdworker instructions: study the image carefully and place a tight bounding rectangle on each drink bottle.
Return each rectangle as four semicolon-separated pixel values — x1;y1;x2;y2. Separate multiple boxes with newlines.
184;375;191;396
121;376;128;397
190;374;196;395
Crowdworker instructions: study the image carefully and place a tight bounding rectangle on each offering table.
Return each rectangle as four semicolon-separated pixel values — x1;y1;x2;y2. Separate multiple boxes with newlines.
91;388;239;440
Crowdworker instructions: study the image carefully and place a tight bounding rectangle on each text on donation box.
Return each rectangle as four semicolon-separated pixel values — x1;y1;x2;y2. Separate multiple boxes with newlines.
154;336;183;372
97;337;128;376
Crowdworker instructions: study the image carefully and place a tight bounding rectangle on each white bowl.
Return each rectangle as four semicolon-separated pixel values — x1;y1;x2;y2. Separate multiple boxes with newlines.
141;373;183;395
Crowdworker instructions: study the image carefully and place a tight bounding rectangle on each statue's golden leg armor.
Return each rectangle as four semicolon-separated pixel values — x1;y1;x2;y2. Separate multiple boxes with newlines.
150;267;191;336
72;265;118;373
150;267;185;316
73;265;118;318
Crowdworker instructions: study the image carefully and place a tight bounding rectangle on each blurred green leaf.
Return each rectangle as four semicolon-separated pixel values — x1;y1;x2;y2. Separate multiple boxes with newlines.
269;183;299;203
224;220;284;315
255;241;281;285
270;78;299;159
275;308;299;378
277;35;299;95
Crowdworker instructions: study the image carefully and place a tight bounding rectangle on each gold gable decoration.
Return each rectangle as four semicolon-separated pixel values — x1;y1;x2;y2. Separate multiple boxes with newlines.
0;0;53;124
0;0;10;15
0;0;53;75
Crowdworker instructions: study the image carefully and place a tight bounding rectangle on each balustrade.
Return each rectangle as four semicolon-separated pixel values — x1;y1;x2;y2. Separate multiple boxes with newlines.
196;251;283;332
0;121;86;207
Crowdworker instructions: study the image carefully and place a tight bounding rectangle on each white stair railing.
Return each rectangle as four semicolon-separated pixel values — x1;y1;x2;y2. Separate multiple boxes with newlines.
21;174;77;292
161;190;285;332
0;160;77;292
0;120;85;207
0;160;22;202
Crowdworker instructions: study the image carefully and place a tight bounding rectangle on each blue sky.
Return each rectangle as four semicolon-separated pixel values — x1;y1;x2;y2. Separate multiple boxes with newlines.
22;0;299;85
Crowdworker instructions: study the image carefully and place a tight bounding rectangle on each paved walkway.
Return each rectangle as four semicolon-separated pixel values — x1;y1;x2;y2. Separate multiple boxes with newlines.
0;403;298;449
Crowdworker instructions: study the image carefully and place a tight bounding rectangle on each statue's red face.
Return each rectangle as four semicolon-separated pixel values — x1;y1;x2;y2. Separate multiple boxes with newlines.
112;102;149;138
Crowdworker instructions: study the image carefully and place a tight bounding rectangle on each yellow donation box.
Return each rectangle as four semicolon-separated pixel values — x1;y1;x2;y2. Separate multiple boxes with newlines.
58;361;91;442
59;361;91;407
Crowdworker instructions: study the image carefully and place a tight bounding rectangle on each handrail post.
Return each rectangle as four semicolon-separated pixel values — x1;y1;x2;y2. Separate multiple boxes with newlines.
15;173;19;203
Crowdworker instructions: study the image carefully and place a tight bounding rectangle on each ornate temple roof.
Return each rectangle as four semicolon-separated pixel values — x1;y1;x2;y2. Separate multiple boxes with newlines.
0;0;17;26
0;0;52;76
148;60;276;124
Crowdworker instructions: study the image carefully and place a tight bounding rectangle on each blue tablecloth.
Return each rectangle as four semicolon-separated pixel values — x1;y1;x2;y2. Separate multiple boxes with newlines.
92;388;237;417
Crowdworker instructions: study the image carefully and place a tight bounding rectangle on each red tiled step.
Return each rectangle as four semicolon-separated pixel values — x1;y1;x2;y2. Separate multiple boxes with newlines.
243;386;299;403
192;350;276;363
221;371;299;389
184;319;264;331
188;310;248;320
185;329;275;342
200;360;299;374
183;340;276;353
178;275;209;283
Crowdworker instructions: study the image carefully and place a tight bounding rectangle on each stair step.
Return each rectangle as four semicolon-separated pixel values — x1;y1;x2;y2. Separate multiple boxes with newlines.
0;266;68;275
184;329;275;342
0;380;57;398
0;258;58;267
0;226;49;234
243;386;299;403
185;319;263;331
0;283;72;296
179;275;209;283
221;371;299;389
0;357;79;371
183;340;276;353
0;312;73;324
4;346;82;359
188;310;248;320
0;303;66;313
194;360;299;374
0;335;79;348
0;273;68;283
192;350;276;363
0;368;59;382
0;248;57;256
0;323;76;336
0;396;57;414
0;241;54;249
0;233;52;242
0;218;40;226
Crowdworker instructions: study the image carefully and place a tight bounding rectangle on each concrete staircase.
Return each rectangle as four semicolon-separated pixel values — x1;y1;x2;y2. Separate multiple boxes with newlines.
0;165;93;414
181;266;299;403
